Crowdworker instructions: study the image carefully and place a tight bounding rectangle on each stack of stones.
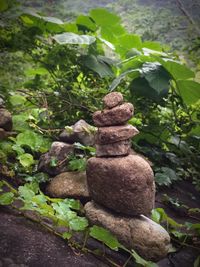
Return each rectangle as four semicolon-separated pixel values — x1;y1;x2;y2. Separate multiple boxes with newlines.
85;92;171;261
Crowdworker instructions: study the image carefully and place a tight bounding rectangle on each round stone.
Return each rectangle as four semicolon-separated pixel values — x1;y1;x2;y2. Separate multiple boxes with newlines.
103;92;123;109
86;154;155;216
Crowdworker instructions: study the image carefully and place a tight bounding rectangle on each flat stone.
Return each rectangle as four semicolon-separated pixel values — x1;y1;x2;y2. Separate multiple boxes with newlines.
95;140;131;157
38;142;74;176
96;124;139;144
0;108;12;131
103;92;123;109
59;119;96;146
86;154;155;216
93;103;134;127
46;171;90;199
84;201;171;262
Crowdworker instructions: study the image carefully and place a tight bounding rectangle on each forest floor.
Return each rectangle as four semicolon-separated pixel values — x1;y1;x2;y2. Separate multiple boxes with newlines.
0;179;199;267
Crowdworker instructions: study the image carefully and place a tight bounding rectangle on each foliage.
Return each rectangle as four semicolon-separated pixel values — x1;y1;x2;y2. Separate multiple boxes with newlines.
0;180;157;266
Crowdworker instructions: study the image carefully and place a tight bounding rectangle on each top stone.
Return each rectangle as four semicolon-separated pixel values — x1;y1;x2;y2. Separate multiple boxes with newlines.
103;92;123;109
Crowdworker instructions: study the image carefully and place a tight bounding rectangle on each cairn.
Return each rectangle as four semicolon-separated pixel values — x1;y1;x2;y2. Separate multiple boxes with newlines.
86;92;155;216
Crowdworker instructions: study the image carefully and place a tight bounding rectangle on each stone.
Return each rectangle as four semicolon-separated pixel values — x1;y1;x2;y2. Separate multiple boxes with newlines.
59;119;96;146
96;125;139;144
38;142;74;176
103;92;123;109
95;140;131;157
0;128;16;140
86;154;155;216
46;171;90;199
93;103;134;127
84;201;171;262
0;108;12;131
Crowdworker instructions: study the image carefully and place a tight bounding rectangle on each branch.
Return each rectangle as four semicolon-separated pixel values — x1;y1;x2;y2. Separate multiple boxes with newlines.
176;0;200;35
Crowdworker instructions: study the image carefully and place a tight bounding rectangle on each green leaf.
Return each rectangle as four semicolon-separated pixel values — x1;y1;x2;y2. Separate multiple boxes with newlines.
109;69;140;91
90;8;121;27
9;94;27;106
12;144;25;156
141;62;171;95
0;192;14;205
76;15;96;32
89;225;121;251
83;55;114;78
69;217;88;231
16;130;51;152
53;33;96;45
12;114;30;132
25;68;49;76
68;158;86;172
116;34;142;57
62;232;72;240
151;209;161;223
155;172;171;186
0;0;8;12
143;41;163;51
18;153;35;168
176;80;200;105
63;198;80;211
160;59;195;80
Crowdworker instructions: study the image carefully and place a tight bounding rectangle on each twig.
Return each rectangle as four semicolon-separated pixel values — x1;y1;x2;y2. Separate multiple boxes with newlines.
176;0;200;35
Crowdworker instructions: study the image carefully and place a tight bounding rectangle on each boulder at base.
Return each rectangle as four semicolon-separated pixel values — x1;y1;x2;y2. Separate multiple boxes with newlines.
46;171;89;199
86;154;155;216
84;201;171;262
38;142;74;176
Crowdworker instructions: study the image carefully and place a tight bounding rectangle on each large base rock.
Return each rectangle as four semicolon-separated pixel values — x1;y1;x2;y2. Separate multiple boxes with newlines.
84;201;171;261
86;154;155;216
46;171;89;199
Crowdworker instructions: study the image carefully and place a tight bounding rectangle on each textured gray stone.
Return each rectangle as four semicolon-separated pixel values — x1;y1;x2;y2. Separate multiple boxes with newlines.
103;92;123;109
84;201;171;261
95;140;131;157
38;142;74;176
46;171;89;199
96;124;139;144
59;119;96;146
86;154;155;216
93;103;134;127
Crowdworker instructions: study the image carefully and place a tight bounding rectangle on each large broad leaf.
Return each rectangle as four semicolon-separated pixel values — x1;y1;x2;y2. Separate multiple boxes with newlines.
69;217;88;231
90;8;121;27
141;62;171;95
16;130;51;152
76;15;96;32
116;34;142;57
21;12;64;33
176;80;200;105
82;54;114;77
159;59;195;80
18;153;35;168
110;69;140;91
89;225;121;251
53;32;96;45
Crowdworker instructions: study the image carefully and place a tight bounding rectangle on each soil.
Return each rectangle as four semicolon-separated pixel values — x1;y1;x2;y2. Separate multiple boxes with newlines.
0;180;199;267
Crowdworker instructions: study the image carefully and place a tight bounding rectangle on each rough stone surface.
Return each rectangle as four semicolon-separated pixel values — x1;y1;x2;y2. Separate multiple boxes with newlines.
93;103;134;127
86;154;155;216
59;119;96;146
0;108;12;131
0;208;109;267
46;171;90;199
96;124;139;144
95;140;131;157
38;142;74;176
84;201;171;262
103;92;123;109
